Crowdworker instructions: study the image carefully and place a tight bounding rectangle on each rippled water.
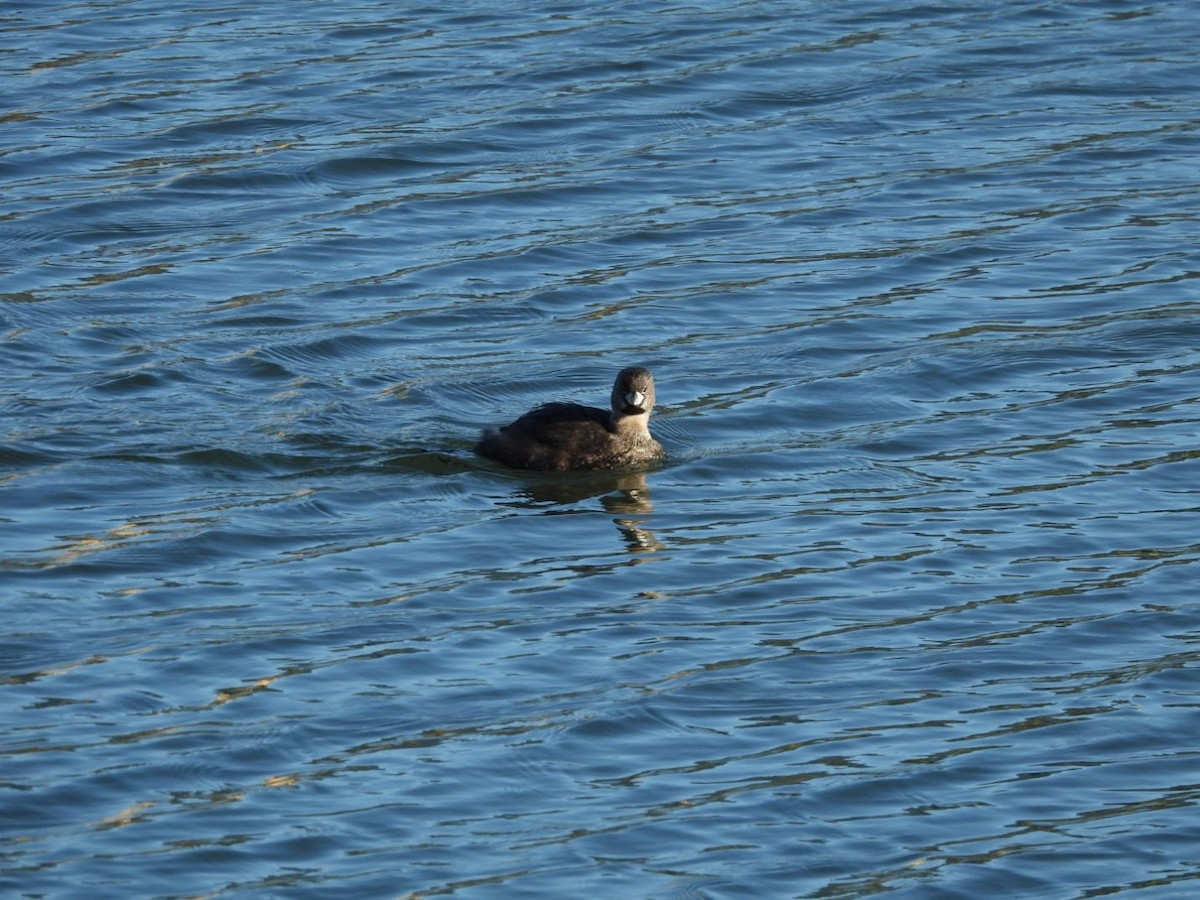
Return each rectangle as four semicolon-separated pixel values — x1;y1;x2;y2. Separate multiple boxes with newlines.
4;1;1200;897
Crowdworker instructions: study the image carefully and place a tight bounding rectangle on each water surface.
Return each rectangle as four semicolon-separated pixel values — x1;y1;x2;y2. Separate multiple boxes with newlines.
3;1;1200;897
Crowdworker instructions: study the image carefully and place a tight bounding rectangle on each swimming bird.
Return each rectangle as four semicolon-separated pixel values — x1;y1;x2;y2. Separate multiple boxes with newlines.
476;367;665;471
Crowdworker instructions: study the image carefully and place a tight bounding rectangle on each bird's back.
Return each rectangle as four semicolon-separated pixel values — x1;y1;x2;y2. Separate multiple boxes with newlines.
475;403;615;471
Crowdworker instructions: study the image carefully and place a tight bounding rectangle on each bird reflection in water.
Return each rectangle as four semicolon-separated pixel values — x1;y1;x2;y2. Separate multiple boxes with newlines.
520;470;663;554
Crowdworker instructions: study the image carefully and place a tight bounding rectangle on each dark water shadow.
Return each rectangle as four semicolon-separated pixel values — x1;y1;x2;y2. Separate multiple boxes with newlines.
379;446;481;476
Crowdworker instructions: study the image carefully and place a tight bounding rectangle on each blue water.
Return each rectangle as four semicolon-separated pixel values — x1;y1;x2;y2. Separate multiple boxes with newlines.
4;1;1200;897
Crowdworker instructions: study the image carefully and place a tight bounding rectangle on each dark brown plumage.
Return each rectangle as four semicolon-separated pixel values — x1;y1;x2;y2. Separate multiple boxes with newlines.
476;367;665;471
